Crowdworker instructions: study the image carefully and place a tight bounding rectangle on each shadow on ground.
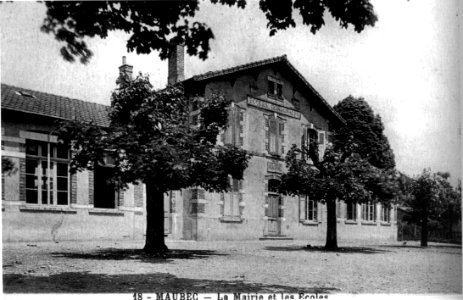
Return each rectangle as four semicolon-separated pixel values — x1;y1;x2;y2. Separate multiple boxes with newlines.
51;249;226;264
379;244;461;249
264;245;390;254
3;272;340;293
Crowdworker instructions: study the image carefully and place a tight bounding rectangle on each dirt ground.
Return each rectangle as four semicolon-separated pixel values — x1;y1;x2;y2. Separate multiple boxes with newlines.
2;239;461;294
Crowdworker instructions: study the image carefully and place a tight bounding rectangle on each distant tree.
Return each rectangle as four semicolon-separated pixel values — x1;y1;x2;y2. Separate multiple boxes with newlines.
39;0;377;64
58;75;250;256
405;170;461;247
333;96;395;170
280;138;397;250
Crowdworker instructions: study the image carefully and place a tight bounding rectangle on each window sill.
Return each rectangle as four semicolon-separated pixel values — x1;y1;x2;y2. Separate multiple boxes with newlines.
19;206;77;214
301;220;319;226
344;220;358;225
380;222;391;226
267;93;284;101
219;216;244;223
89;209;124;217
361;221;377;226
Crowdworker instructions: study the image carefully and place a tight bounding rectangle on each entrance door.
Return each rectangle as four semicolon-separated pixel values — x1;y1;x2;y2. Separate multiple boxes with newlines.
267;194;281;235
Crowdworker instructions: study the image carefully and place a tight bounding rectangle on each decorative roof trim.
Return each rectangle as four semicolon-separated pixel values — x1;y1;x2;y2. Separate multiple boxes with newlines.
187;55;345;125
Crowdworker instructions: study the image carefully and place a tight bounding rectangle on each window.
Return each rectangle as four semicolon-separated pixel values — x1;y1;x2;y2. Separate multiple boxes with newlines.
304;196;317;221
381;205;391;223
301;128;318;160
221;105;244;147
265;115;285;155
301;128;318;149
25;140;69;205
222;176;242;218
94;164;117;209
267;77;283;99
346;202;357;221
362;202;376;222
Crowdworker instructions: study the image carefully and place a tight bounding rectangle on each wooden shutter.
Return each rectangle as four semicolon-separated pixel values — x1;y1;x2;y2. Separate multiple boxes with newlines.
279;121;285;154
315;201;320;221
238;109;244;146
265;195;269;217
134;183;144;207
224;108;234;144
264;116;270;151
269;118;278;154
299;196;305;221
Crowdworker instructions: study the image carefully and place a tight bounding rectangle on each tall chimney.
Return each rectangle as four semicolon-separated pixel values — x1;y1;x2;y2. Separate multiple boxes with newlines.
167;45;185;85
116;56;133;85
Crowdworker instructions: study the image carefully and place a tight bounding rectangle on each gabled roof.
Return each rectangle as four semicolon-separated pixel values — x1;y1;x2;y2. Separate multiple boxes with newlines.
187;55;345;125
1;84;110;127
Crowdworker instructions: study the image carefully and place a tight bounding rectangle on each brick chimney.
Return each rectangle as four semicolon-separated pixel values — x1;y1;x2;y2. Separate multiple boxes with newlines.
116;56;133;85
167;45;185;85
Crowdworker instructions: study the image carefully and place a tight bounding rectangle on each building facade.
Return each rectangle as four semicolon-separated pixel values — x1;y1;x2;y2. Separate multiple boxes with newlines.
1;51;398;243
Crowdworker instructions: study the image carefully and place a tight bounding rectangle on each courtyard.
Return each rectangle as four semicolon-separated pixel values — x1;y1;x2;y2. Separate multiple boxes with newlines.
3;239;461;294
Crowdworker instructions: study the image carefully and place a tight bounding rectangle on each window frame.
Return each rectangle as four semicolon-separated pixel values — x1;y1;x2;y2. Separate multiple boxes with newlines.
267;77;283;100
381;205;391;223
346;202;357;221
221;105;245;147
221;175;243;220
361;202;376;222
25;139;70;206
265;115;286;156
304;196;318;222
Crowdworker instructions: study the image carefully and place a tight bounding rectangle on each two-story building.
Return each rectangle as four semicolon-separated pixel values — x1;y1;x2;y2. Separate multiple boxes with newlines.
1;47;397;243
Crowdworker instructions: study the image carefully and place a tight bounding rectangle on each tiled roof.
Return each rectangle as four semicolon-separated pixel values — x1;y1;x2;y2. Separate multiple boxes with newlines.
189;55;345;124
1;83;110;127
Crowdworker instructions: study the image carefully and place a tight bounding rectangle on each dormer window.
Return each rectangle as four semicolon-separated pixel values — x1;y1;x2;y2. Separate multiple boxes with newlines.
267;77;283;99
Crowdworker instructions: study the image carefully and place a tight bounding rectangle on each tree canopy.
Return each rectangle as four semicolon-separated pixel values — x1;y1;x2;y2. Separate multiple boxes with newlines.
58;75;250;254
280;96;398;249
403;169;461;246
333;96;395;170
40;0;378;64
280;138;397;250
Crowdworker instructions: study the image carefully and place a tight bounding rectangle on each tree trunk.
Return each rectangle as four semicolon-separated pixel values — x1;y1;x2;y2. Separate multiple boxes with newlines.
420;201;428;247
325;199;338;250
144;184;169;256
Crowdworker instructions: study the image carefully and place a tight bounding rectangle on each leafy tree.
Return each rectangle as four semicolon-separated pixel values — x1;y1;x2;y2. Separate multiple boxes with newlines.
333;96;395;170
280;138;397;250
58;75;250;256
405;170;461;247
39;0;377;64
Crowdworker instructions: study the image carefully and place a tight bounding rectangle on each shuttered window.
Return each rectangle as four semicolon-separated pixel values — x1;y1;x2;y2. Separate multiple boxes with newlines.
222;175;242;218
223;105;245;147
265;115;286;156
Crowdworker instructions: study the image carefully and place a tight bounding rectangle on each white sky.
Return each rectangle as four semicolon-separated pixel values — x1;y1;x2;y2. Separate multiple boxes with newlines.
0;0;461;183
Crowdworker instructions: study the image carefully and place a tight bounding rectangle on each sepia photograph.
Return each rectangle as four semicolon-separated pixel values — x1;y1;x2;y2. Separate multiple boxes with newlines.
0;0;461;296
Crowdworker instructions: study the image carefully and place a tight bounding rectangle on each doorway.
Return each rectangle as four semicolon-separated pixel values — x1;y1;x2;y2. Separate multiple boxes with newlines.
266;179;282;236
